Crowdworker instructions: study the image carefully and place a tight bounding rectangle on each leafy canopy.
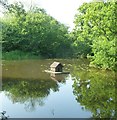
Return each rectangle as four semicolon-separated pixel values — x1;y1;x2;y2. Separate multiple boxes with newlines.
72;1;116;70
1;1;72;58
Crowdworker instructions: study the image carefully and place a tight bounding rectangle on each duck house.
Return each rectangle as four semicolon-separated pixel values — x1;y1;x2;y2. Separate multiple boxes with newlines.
45;62;69;74
50;62;63;72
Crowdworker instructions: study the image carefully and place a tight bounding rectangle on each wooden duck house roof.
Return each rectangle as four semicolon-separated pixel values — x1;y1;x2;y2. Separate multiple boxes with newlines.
50;62;63;68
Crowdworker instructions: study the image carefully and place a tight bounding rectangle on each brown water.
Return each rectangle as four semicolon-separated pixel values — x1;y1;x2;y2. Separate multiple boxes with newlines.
0;59;116;118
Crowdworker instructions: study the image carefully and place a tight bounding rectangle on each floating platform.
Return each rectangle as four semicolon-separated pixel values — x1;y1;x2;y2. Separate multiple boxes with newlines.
44;70;70;74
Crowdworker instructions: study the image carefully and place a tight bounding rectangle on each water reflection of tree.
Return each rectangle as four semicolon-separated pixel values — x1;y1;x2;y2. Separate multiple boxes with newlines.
2;78;59;111
72;69;116;118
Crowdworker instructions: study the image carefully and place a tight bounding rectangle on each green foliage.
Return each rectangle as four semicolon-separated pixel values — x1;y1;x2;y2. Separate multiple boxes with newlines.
72;66;115;118
2;50;42;60
1;2;73;59
72;1;116;70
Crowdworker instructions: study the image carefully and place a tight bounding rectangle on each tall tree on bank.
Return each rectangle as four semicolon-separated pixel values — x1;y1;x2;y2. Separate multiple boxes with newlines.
72;1;116;70
1;2;72;58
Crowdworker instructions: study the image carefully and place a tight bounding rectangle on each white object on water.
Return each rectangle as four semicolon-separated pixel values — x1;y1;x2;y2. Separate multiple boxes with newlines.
86;84;90;89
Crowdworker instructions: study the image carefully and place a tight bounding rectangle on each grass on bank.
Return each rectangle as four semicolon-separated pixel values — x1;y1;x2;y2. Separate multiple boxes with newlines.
2;50;43;60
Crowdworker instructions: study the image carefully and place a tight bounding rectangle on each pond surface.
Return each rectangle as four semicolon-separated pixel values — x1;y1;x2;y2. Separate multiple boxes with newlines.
0;59;116;118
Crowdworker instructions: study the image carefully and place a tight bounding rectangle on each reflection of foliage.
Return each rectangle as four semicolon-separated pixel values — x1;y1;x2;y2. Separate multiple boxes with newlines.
72;68;116;118
2;78;59;111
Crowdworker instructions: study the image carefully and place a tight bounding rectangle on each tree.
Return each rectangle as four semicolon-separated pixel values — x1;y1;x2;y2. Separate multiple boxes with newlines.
72;1;116;70
1;2;72;59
